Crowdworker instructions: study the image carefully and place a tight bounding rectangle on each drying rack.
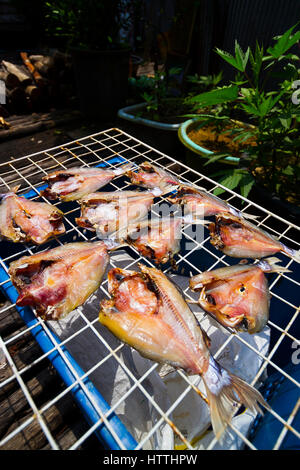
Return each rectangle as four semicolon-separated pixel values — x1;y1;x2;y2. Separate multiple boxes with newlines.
0;127;299;450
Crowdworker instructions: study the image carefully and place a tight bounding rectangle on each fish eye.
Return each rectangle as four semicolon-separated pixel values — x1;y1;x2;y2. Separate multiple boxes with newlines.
239;285;246;293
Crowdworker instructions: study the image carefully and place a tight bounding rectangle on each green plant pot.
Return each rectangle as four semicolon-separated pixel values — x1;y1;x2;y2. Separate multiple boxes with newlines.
178;119;240;166
117;102;185;131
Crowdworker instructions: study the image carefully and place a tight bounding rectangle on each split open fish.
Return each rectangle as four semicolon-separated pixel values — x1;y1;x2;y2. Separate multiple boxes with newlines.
41;163;134;201
209;213;300;262
168;184;258;220
9;241;109;320
76;190;154;237
126;161;180;195
0;188;65;244
99;264;269;439
189;257;291;333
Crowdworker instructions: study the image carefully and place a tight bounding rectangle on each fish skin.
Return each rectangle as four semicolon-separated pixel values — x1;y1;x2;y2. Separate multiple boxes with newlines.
168;184;258;220
41;163;134;202
209;212;297;260
0;191;65;244
189;258;290;333
168;184;235;217
9;241;109;320
76;190;154;236
99;264;269;439
126;161;180;195
110;216;183;265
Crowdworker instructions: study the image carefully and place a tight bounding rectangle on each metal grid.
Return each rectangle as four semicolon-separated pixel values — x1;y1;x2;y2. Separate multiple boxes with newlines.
0;127;299;450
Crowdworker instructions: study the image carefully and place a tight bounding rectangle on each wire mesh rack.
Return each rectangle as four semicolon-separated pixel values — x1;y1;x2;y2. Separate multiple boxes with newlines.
0;127;299;451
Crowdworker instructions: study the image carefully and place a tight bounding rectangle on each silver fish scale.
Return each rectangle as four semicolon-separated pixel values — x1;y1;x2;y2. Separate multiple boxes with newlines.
0;127;299;451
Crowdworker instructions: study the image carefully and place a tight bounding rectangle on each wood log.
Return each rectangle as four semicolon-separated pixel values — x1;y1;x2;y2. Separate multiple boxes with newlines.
20;52;45;87
25;85;42;103
29;55;55;76
1;61;32;87
0;70;20;89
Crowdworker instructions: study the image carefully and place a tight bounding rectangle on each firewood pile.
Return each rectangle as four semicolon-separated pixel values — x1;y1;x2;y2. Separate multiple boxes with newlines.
0;50;76;119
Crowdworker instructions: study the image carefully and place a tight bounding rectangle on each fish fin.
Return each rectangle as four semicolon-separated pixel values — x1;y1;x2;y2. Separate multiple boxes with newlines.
11;185;21;193
256;257;292;273
181;214;210;225
202;356;269;440
102;238;127;251
113;162;136;175
151;187;164;197
160;184;180;195
240;212;260;220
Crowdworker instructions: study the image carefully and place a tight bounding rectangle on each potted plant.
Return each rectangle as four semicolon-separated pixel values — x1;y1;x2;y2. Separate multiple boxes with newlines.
44;0;133;119
179;24;300;210
118;66;193;130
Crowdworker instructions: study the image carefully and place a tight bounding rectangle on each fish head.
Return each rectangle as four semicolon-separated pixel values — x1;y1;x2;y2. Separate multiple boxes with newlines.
210;213;282;259
196;266;269;333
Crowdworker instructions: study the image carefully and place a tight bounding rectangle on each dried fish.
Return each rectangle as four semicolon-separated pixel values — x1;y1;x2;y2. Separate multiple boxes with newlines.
209;213;300;262
99;264;269;439
41;163;134;201
9;241;109;320
126;161;180;195
76;190;154;236
189;257;290;333
168;184;258;219
0;189;65;244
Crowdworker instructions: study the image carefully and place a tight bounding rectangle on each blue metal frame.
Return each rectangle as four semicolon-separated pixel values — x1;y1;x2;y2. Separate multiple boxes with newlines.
0;157;138;450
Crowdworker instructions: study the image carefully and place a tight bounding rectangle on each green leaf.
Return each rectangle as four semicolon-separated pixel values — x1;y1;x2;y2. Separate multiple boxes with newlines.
239;173;255;198
187;85;238;106
235;41;250;72
213;170;244;196
249;41;264;85
282;165;294;175
215;48;238;69
267;24;300;59
279;117;292;129
203;153;232;166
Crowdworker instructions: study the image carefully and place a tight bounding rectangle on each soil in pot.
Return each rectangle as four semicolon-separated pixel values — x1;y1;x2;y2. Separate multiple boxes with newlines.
187;121;256;159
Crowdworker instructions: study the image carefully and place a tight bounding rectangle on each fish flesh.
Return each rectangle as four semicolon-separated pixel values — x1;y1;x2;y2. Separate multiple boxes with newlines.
76;190;154;237
9;241;109;320
209;212;300;262
109;216;184;265
126;161;180;195
168;184;258;219
99;264;269;438
189;257;290;333
0;189;65;244
41;163;134;201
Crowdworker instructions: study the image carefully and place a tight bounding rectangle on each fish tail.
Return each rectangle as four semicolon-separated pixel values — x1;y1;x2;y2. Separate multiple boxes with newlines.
202;356;269;439
281;245;300;263
230;207;259;220
256;257;292;273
